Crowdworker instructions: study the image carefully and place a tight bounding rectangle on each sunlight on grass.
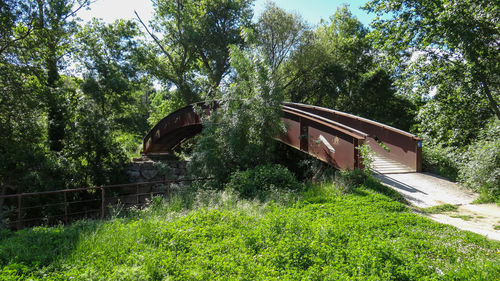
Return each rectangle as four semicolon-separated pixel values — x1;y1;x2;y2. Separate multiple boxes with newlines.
1;182;499;280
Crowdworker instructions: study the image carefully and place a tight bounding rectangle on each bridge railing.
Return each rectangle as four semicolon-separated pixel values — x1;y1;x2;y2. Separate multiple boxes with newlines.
0;178;212;230
283;102;422;172
280;105;367;170
143;102;214;154
142;101;421;172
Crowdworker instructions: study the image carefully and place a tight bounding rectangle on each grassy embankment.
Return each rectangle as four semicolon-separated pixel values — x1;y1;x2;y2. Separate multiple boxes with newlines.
1;177;499;280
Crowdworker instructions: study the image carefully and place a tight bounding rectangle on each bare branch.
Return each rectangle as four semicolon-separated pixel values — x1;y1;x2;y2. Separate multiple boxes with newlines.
63;0;91;21
134;10;175;66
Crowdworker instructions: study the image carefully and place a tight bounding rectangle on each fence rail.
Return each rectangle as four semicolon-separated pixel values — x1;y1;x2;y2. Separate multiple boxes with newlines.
0;178;212;230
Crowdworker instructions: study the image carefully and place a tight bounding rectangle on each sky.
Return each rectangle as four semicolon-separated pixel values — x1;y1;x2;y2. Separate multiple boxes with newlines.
77;0;375;27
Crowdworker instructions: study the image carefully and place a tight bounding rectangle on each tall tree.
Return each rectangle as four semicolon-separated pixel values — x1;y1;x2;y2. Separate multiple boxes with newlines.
256;1;307;72
33;0;89;151
1;1;54;197
282;6;415;129
76;19;146;126
62;19;152;187
365;0;500;120
188;44;284;185
138;0;253;106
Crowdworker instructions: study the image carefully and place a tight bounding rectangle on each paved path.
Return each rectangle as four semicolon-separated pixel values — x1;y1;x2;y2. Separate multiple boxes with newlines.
373;171;500;241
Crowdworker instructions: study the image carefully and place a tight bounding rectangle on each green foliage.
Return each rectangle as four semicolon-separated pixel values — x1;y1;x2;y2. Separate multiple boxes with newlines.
256;2;307;71
416;89;492;148
450;215;473;221
282;6;415;130
145;0;253;104
357;144;374;172
0;2;71;194
146;89;186;126
0;63;48;193
227;164;301;199
458;119;500;203
422;120;499;203
31;0;91;151
422;145;459;181
188;45;285;186
365;0;499;119
1;1;140;197
1;184;499;280
76;19;150;135
62;96;128;187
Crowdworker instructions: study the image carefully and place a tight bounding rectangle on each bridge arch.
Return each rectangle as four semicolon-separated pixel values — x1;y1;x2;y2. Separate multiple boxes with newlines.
143;102;422;172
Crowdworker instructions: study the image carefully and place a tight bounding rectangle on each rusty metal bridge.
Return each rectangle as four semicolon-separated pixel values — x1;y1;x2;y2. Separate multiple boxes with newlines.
143;102;422;173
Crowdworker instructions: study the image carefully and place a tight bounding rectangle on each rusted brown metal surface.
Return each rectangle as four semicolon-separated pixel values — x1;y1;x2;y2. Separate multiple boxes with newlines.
142;101;421;172
283;102;422;172
280;106;367;170
143;102;214;155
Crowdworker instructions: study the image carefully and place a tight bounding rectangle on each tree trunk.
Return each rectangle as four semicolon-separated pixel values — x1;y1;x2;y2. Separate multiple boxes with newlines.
481;81;500;120
46;42;65;151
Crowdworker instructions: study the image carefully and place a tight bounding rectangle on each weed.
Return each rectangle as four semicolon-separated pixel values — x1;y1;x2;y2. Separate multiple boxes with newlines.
450;215;473;221
420;204;458;214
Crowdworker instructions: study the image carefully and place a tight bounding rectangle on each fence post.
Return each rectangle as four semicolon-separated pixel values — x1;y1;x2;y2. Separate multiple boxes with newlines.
101;187;105;219
167;181;171;199
63;192;68;223
17;194;22;230
136;184;139;205
150;182;153;202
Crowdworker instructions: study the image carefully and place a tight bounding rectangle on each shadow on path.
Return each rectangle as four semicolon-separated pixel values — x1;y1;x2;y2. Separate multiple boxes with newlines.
374;173;428;195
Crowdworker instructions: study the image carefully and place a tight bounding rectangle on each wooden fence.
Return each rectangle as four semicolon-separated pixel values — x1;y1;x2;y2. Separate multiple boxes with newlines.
0;178;212;230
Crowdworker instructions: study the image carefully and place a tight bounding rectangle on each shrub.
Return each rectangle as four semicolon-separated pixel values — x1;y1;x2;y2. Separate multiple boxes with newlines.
226;164;301;199
188;45;284;187
422;144;459;181
357;144;375;173
458;119;500;203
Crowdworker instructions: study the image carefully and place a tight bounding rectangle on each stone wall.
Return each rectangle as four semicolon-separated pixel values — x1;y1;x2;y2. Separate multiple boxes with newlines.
113;156;188;206
126;156;187;183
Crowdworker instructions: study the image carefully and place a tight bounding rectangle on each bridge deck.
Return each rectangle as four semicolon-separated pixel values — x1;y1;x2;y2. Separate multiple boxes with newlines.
371;154;415;174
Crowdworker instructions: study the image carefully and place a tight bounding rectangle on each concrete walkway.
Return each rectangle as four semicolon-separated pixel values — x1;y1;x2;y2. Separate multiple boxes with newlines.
373;171;500;241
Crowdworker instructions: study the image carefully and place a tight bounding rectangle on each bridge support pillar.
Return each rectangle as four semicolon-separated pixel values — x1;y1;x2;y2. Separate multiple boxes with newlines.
299;118;308;152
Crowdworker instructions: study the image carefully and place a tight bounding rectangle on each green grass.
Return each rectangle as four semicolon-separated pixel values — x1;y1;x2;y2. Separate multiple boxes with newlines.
450;215;473;221
0;182;499;280
420;204;459;214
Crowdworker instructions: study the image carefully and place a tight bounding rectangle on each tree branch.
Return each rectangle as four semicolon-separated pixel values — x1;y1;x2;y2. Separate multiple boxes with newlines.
0;25;34;55
63;0;91;21
134;10;175;67
481;81;500;120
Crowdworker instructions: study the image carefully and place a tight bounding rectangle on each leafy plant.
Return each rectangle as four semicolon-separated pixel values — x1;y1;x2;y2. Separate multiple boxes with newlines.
459;119;500;203
188;44;285;187
226;164;301;199
422;145;459;181
450;215;473;221
1;183;499;280
357;144;374;173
